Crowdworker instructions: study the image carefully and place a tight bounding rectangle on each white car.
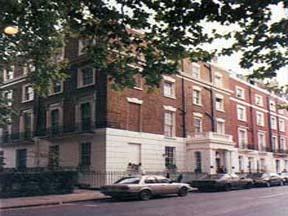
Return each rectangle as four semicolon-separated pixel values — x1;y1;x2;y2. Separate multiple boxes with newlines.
100;175;192;200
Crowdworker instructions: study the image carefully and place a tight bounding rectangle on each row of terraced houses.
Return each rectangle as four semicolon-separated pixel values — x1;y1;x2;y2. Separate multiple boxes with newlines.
1;38;288;179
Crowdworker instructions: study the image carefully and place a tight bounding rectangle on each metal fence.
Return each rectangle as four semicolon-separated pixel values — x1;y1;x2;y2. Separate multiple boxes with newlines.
77;170;206;188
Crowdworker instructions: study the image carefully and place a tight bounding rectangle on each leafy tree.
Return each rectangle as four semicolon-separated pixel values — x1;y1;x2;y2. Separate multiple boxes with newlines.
0;0;287;124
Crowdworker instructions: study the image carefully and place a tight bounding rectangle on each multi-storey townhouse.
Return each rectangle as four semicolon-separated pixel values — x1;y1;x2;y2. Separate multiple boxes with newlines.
230;76;288;173
0;38;287;184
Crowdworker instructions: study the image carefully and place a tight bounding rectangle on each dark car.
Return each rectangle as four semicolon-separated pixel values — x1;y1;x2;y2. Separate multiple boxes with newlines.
188;174;253;192
279;173;288;185
247;173;284;187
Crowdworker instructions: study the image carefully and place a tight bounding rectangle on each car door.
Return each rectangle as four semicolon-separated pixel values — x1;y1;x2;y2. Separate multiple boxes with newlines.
156;176;177;194
270;174;280;186
144;176;162;195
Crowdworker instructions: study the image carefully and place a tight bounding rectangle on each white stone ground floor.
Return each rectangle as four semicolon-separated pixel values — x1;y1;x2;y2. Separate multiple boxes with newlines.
1;128;288;175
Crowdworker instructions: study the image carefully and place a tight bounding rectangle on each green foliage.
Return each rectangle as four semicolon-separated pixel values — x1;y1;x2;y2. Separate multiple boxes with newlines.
0;0;287;122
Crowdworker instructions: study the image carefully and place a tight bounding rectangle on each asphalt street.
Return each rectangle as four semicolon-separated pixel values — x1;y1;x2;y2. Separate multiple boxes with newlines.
2;186;288;216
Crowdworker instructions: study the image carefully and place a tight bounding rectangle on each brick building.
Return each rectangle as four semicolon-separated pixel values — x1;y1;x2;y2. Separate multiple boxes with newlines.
0;38;287;178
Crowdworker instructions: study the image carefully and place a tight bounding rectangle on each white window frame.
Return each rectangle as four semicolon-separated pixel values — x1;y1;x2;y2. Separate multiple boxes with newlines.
20;109;34;134
191;63;200;79
256;111;265;127
272;135;278;151
22;84;34;102
237;104;247;121
216;118;225;134
78;38;95;56
214;72;223;88
49;80;63;95
193;87;202;106
193;116;202;133
270;116;277;130
163;80;176;98
235;86;245;99
46;103;63;129
238;127;248;148
215;94;225;112
257;132;266;151
3;90;13;106
77;66;96;88
75;96;96;127
279;119;285;132
255;94;263;107
3;65;15;82
280;137;286;151
164;110;176;137
269;100;276;112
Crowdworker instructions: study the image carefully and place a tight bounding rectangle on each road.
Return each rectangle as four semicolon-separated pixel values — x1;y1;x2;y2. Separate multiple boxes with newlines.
2;186;288;216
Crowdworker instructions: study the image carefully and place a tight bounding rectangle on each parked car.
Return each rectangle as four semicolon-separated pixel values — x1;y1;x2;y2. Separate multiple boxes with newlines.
100;175;192;200
247;173;284;187
188;173;253;191
278;173;288;185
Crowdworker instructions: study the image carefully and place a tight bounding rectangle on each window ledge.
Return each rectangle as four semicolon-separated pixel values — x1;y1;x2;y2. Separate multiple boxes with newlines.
216;109;225;113
133;87;143;91
164;136;177;140
193;103;202;107
77;83;95;89
22;99;34;103
164;95;176;100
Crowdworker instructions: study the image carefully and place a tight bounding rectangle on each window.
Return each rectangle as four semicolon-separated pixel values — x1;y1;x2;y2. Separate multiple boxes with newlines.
216;119;225;134
51;109;60;135
80;142;91;167
16;149;27;170
238;128;247;149
164;111;175;137
272;136;278;151
258;132;266;151
214;73;223;87
195;152;202;173
3;90;13;106
78;38;94;56
80;103;91;131
215;95;224;111
236;87;245;99
256;111;264;127
48;145;59;169
269;100;276;112
255;95;263;106
237;105;246;121
22;84;34;102
279;119;285;132
23;111;32;139
193;89;202;105
270;116;277;130
165;146;176;168
278;107;285;115
163;81;175;98
239;156;244;172
134;74;143;89
193;117;202;133
51;81;63;95
0;151;4;169
78;67;95;88
192;63;200;79
144;177;157;184
3;65;15;81
280;137;286;151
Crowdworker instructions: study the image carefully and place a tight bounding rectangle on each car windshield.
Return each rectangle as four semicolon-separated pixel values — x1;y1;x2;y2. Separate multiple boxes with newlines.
115;177;140;184
247;173;268;179
199;174;228;180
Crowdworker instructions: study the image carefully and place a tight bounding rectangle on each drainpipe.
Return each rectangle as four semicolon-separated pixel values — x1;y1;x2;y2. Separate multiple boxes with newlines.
179;60;186;138
248;85;255;150
205;63;216;132
266;96;273;152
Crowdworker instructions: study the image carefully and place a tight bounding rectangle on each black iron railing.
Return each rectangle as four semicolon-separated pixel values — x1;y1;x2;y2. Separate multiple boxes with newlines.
0;121;121;145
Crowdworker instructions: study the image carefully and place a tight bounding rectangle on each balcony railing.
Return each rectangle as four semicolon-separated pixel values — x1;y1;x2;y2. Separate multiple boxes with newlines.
0;121;121;145
191;132;233;143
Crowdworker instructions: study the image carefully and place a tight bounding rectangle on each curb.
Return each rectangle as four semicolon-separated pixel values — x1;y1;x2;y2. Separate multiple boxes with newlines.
0;196;109;210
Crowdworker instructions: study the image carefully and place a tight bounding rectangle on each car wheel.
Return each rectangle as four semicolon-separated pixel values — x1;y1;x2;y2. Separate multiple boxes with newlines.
139;190;152;201
178;187;188;197
245;183;253;189
224;184;231;191
265;182;271;187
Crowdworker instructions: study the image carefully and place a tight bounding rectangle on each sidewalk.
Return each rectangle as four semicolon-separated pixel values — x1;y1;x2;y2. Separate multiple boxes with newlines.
0;189;108;210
